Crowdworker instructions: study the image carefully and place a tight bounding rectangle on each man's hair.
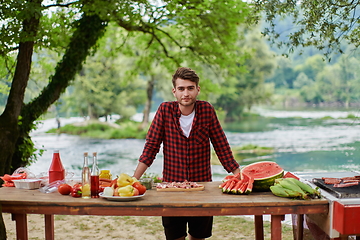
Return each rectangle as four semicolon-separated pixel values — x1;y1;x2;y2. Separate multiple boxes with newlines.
172;67;200;87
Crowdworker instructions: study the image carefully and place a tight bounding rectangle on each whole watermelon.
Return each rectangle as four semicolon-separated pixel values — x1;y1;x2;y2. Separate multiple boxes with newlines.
241;161;284;191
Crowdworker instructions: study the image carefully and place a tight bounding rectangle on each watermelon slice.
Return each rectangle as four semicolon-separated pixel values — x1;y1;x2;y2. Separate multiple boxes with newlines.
242;172;254;194
241;161;284;192
237;181;248;194
231;180;243;194
227;179;237;193
221;180;232;193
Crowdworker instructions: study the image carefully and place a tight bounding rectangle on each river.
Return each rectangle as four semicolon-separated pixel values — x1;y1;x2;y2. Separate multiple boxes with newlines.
28;108;360;181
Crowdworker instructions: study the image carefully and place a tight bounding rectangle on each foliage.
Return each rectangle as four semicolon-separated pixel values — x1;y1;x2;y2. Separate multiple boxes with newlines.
213;27;276;120
264;46;360;107
63;34;147;120
248;0;360;108
141;173;163;183
235;144;273;152
249;0;360;57
47;120;148;139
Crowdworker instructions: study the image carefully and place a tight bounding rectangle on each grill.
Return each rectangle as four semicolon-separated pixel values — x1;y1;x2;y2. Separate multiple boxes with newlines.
312;178;360;199
294;171;360;239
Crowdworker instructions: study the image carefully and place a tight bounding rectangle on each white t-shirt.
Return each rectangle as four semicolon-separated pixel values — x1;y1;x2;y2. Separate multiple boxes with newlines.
180;111;195;138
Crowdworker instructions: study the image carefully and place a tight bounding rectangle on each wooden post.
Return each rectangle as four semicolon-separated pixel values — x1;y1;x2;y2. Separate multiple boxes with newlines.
12;213;27;240
296;214;304;240
254;215;264;240
271;215;283;240
44;214;54;240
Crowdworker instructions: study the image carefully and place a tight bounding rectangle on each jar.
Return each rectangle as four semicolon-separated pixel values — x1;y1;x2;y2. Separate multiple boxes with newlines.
139;178;154;190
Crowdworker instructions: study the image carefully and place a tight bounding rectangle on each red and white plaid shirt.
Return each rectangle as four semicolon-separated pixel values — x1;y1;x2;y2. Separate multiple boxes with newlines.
139;100;239;182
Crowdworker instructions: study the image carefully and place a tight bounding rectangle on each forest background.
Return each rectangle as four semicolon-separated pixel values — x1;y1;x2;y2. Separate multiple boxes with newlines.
2;0;360;175
2;0;360;174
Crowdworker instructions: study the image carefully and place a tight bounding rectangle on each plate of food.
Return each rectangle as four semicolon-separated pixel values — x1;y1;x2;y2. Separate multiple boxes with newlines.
99;192;145;201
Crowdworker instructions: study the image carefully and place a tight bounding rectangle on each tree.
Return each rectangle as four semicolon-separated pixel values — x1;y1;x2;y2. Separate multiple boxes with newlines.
2;0;250;236
64;28;147;121
265;56;297;88
250;0;360;58
314;55;360;107
293;72;313;89
0;0;251;173
294;55;326;81
214;28;276;120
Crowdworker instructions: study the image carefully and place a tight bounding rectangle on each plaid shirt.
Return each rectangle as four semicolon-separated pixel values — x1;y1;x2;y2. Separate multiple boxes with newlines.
139;100;239;182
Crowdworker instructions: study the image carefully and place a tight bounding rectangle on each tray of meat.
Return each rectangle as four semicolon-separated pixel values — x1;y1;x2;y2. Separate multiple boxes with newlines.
312;176;360;198
156;181;205;192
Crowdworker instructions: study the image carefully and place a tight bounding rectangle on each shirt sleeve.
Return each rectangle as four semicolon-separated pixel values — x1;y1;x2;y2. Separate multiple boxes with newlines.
209;105;239;173
138;103;165;167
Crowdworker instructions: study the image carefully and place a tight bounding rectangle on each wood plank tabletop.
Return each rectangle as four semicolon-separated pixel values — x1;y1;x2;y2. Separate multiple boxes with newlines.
0;182;329;217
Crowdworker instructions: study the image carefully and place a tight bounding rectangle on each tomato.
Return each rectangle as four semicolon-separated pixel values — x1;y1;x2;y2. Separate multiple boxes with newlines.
58;184;72;195
132;182;146;195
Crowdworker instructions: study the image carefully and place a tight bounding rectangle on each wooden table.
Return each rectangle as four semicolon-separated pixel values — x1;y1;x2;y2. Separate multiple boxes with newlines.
0;182;328;240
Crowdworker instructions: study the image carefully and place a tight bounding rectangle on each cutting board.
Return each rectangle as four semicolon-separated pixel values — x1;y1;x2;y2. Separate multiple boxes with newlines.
312;178;360;198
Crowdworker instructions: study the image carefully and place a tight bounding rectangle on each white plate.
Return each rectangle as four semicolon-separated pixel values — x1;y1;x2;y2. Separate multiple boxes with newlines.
99;192;145;201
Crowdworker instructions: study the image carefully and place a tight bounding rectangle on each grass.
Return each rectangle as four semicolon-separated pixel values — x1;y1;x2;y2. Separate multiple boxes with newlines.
211;144;275;166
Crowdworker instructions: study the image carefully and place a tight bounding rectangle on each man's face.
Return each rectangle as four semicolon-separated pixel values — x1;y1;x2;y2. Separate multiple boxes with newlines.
172;78;200;107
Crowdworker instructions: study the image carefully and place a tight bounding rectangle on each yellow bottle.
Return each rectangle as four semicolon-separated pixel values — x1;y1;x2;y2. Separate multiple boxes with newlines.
99;170;112;179
81;152;91;199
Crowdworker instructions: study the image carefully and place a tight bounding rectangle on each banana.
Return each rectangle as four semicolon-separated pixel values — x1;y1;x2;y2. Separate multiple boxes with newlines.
270;185;290;197
285;178;320;197
274;178;308;199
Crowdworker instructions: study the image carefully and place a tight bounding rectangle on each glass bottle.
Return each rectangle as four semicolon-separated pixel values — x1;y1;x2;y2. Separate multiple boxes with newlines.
91;152;100;198
48;150;65;184
81;152;91;199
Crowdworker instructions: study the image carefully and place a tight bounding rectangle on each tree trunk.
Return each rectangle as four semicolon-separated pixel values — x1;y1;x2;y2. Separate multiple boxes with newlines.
0;0;41;175
0;12;106;239
88;103;99;120
10;14;107;172
0;0;41;238
139;75;155;130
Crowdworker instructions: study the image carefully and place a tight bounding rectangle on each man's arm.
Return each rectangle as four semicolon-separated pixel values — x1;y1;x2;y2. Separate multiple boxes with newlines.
232;168;240;175
133;162;149;180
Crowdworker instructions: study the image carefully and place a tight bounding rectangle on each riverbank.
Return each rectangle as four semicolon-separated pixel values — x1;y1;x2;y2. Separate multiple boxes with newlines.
3;213;297;240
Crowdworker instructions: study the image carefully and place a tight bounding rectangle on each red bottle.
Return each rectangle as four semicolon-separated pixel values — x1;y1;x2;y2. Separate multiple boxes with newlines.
48;150;65;184
91;152;100;198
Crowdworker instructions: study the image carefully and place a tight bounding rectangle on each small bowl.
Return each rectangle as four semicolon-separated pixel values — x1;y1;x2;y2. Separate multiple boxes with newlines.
13;179;42;189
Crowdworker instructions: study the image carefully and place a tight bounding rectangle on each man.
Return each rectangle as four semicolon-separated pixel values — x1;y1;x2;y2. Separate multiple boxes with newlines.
133;67;240;240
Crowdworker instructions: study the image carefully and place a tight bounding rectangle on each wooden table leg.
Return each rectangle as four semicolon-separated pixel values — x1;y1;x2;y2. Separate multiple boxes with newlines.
44;214;54;240
254;215;264;240
11;213;28;240
296;214;304;240
271;215;283;240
